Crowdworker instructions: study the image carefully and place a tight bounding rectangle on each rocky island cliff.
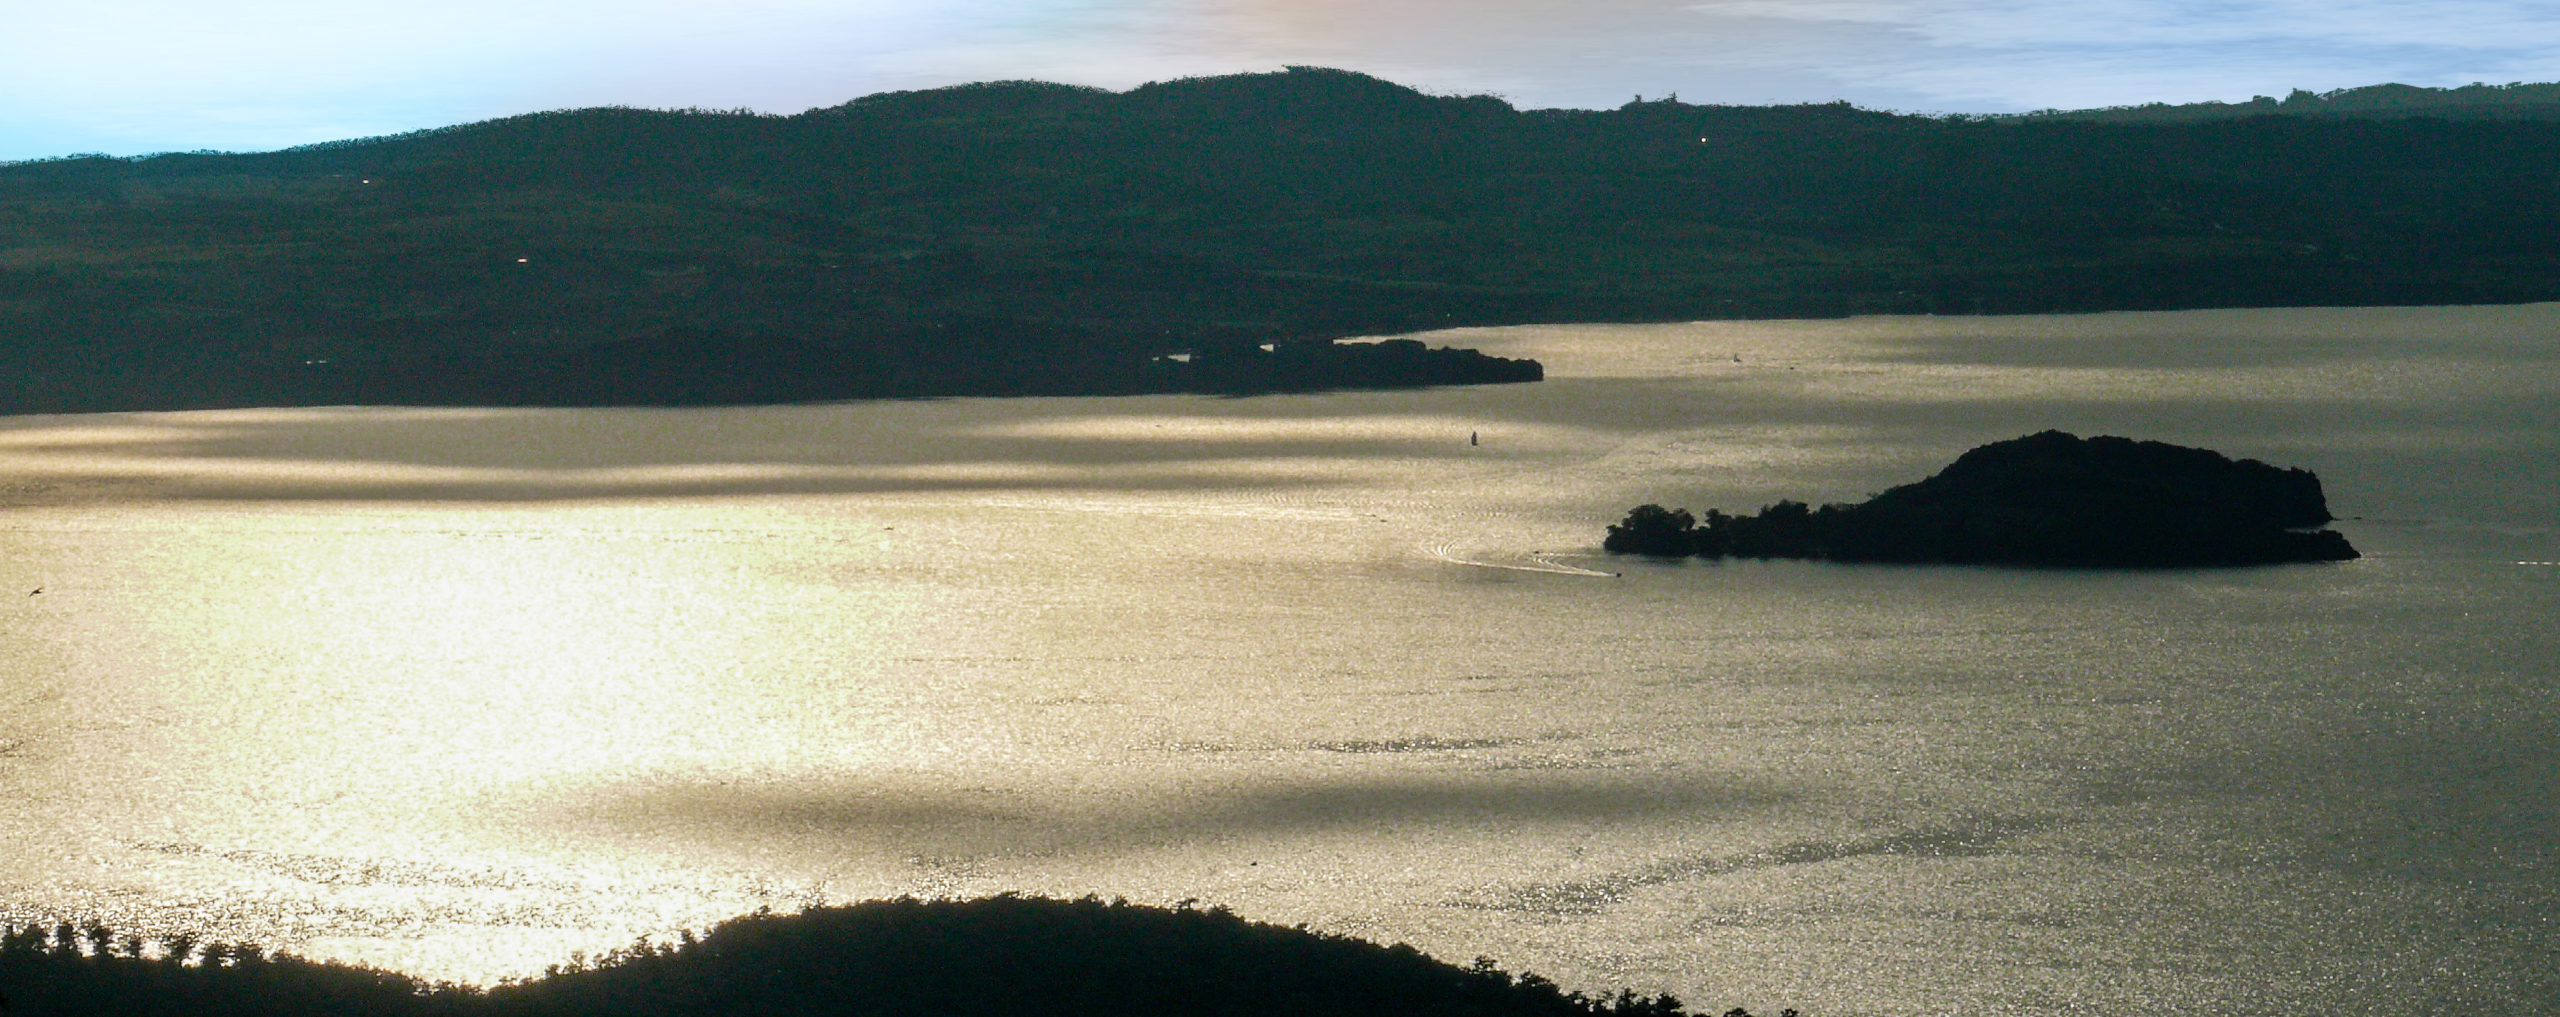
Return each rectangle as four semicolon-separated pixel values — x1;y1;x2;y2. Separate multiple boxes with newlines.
1607;431;2360;567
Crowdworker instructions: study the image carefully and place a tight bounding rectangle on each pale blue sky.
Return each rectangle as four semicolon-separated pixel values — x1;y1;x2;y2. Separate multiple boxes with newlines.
5;0;2555;161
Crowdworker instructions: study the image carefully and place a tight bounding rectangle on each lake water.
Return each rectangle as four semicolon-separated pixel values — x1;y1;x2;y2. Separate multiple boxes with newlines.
1;305;2553;1015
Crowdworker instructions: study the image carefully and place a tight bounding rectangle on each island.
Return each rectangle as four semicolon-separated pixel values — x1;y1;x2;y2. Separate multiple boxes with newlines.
1606;430;2360;566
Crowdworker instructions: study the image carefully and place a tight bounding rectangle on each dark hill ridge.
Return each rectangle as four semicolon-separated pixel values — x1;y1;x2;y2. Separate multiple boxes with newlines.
2007;80;2560;124
1606;431;2359;567
8;66;2560;411
0;896;1764;1017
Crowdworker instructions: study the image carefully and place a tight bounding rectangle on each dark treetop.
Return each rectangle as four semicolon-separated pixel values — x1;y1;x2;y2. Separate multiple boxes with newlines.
1606;431;2359;567
9;66;2560;411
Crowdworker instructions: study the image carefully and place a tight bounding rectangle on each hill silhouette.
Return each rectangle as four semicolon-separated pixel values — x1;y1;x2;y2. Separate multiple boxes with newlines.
7;66;2560;411
2003;80;2560;124
0;895;1776;1017
1606;431;2359;567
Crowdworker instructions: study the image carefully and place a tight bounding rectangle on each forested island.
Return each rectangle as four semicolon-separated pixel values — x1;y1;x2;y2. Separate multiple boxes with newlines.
1606;431;2359;567
7;67;2560;411
0;895;1777;1017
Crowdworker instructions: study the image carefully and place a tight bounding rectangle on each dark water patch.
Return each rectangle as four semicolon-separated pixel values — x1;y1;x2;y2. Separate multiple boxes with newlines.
1457;816;2043;916
1311;736;1513;753
2073;713;2560;875
1688;899;2085;933
1480;755;1643;773
1152;739;1250;754
548;772;1791;860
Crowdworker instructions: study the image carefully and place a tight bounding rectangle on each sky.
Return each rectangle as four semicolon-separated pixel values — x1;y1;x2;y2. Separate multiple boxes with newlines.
5;0;2557;162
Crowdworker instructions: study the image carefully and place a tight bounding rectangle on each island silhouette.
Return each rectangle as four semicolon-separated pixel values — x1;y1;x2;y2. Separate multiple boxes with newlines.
1606;431;2359;567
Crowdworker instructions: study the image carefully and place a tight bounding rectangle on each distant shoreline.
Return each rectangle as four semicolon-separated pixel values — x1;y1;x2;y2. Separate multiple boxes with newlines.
9;67;2558;414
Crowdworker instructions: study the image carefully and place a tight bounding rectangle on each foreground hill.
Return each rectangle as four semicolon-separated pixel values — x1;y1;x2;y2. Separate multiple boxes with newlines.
0;896;1756;1017
6;67;2560;412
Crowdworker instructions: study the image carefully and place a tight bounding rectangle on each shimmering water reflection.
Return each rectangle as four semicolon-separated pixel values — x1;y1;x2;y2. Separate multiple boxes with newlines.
2;305;2554;1015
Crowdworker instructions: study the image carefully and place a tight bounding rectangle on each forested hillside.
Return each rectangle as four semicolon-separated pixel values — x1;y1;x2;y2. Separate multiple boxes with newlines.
5;66;2556;412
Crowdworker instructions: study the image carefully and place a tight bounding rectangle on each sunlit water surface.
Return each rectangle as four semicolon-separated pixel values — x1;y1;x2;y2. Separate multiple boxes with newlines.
2;305;2554;1015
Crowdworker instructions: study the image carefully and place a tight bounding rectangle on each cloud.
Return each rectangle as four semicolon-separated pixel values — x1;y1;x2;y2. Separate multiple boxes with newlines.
1671;0;2560;108
1022;0;2560;113
3;1;614;155
1;0;1154;156
6;1;571;95
1689;0;2560;49
7;0;2558;158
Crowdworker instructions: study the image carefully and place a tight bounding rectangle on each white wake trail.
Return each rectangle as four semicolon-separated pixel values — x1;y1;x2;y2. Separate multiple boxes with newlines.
1420;542;1618;577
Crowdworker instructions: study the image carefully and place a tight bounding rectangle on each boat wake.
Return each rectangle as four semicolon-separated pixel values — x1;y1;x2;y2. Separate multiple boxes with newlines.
1420;542;1618;577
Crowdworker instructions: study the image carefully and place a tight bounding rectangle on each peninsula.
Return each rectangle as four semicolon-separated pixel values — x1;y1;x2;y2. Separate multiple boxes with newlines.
1606;431;2360;567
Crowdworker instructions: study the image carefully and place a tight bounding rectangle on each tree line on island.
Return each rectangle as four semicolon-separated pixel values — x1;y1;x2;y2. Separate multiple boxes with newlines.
0;894;1791;1017
1606;431;2359;567
8;67;2560;411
